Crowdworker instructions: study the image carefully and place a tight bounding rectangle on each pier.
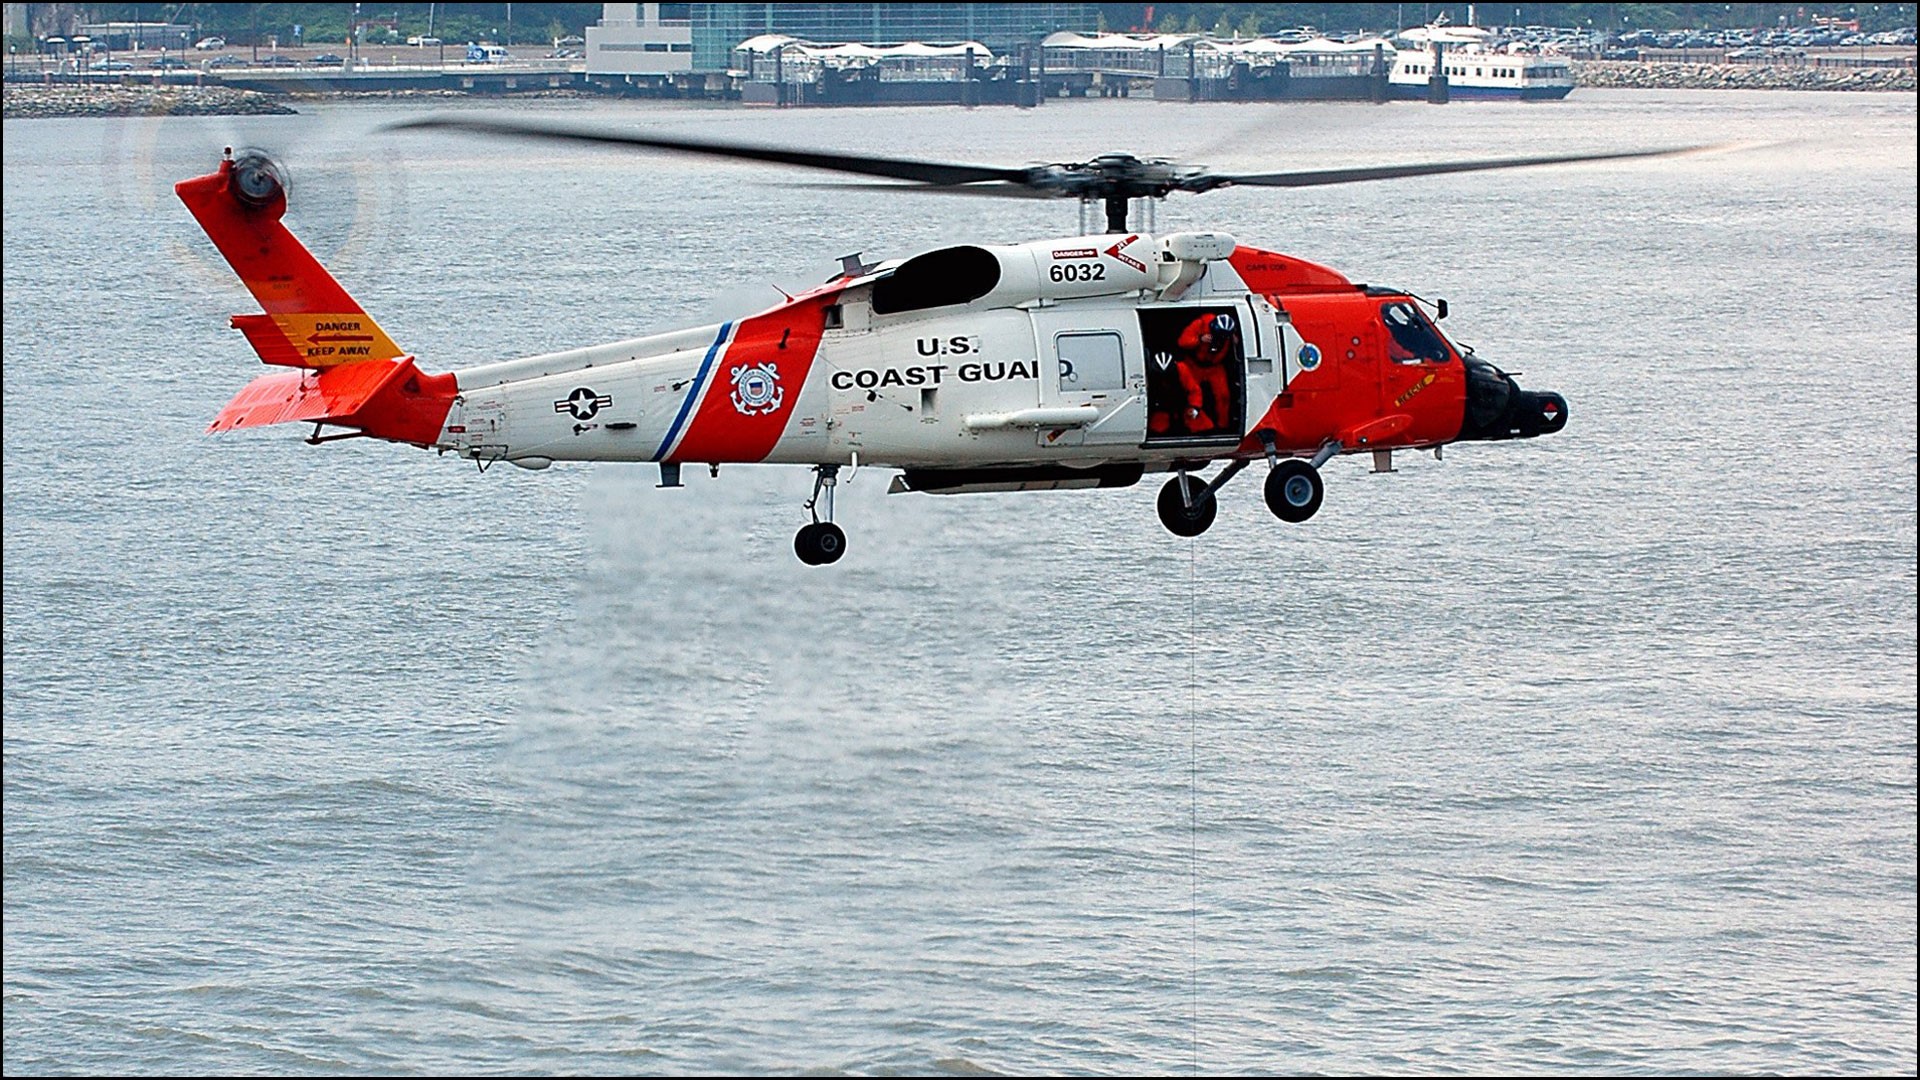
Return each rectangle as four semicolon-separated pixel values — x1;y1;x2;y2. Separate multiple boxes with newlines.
1040;32;1392;103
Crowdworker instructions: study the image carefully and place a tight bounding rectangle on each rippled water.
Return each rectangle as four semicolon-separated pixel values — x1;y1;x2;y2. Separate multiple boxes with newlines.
4;89;1915;1074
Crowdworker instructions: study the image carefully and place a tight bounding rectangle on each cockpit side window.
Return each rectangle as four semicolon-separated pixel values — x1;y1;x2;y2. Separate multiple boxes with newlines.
1380;300;1451;364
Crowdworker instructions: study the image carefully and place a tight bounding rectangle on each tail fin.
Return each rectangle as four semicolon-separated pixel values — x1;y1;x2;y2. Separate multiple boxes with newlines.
182;149;454;445
176;149;403;368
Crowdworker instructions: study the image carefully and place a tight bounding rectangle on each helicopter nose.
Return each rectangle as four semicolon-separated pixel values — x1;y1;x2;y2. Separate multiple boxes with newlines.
1458;355;1568;442
1511;388;1568;437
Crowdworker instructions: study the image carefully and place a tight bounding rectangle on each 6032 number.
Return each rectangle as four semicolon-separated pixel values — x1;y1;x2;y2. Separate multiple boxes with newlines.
1049;261;1106;283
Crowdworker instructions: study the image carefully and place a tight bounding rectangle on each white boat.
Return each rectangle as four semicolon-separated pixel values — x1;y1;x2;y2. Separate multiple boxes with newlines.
1388;19;1574;100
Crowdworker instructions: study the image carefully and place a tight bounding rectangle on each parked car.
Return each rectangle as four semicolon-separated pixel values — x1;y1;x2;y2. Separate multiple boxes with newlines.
1727;46;1768;59
207;54;249;67
308;53;344;65
194;36;225;50
149;55;189;69
407;35;442;46
89;58;133;71
258;54;299;66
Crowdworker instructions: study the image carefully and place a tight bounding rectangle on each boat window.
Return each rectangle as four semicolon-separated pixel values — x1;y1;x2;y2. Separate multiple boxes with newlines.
871;245;1000;315
1380;300;1450;363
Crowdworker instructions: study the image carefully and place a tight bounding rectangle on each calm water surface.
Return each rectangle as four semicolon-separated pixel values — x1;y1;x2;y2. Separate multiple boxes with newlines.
4;89;1915;1074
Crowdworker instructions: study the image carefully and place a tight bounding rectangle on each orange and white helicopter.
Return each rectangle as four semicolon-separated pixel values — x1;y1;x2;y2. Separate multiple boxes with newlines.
180;120;1680;565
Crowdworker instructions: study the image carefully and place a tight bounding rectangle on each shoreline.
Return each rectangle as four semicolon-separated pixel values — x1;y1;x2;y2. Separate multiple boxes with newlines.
1569;58;1915;92
5;59;1913;120
3;83;295;118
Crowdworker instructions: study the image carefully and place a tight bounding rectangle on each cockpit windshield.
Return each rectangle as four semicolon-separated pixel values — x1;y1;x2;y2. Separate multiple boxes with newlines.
1381;300;1451;363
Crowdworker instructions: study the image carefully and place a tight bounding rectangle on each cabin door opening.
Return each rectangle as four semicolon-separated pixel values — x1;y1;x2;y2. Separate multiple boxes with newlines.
1140;306;1246;447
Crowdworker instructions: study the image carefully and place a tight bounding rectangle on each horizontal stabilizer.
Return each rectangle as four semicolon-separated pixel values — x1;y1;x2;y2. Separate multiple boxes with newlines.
209;357;413;433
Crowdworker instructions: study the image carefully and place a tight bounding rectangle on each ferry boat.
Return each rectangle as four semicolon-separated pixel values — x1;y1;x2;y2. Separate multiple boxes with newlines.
1388;21;1574;100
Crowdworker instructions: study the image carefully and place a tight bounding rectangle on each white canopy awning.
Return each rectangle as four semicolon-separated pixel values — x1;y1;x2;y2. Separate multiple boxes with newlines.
1041;31;1201;51
735;35;994;62
1397;25;1495;45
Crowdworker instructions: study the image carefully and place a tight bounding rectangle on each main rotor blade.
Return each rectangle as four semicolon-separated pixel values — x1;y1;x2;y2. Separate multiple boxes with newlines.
1192;146;1706;192
780;181;1059;200
386;116;1034;188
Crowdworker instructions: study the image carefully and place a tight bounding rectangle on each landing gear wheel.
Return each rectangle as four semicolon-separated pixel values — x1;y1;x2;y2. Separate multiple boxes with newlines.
794;522;821;565
794;521;847;565
1264;459;1323;523
1156;474;1217;537
794;464;847;565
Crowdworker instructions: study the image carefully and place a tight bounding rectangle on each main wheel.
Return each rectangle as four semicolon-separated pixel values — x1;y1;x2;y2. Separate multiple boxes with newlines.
794;523;823;565
794;521;847;565
1264;459;1323;523
1156;475;1217;537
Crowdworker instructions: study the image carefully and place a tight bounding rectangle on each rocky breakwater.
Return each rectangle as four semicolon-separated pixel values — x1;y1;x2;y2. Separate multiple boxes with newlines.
3;83;296;119
1572;59;1915;92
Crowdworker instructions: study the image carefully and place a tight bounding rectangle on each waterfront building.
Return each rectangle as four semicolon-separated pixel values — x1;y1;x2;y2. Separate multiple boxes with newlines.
72;20;195;52
585;4;696;78
587;3;1095;77
587;2;1094;92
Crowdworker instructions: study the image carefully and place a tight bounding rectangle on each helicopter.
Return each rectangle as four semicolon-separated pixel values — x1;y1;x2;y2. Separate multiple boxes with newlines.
179;119;1687;565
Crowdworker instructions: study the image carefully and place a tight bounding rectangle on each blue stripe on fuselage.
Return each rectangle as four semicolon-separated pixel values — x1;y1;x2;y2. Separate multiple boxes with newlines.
654;321;733;461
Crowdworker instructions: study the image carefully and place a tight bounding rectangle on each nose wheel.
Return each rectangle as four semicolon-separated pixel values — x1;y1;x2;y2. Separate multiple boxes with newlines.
1264;459;1324;523
795;464;847;565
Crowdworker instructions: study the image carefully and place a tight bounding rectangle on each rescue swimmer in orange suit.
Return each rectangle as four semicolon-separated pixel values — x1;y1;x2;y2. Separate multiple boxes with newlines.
1174;312;1235;435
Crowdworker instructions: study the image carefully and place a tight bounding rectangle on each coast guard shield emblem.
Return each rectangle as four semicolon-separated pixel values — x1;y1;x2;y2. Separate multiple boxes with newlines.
729;361;783;416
